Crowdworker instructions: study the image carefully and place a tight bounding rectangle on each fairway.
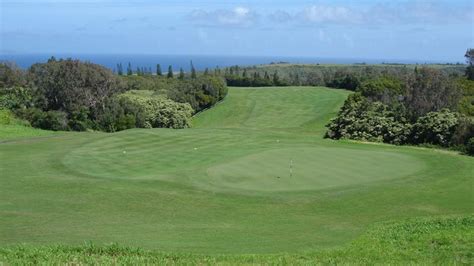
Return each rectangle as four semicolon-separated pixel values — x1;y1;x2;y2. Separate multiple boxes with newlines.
1;87;473;254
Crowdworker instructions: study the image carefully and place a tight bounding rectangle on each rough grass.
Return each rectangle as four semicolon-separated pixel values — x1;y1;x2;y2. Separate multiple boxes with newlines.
1;215;472;264
0;87;473;262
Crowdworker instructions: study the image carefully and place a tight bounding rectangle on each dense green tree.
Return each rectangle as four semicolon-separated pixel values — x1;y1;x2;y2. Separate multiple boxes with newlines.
26;59;124;129
116;63;123;75
127;62;133;76
190;61;197;79
167;65;173;78
156;64;162;76
465;48;474;80
272;71;280;85
405;68;461;120
179;68;185;80
0;62;25;88
411;109;459;146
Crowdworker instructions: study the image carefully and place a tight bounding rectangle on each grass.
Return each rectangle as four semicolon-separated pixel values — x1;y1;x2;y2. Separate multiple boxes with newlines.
1;215;472;264
0;87;473;262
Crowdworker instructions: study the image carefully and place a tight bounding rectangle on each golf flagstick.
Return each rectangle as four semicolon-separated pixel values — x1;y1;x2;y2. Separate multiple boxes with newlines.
290;158;293;178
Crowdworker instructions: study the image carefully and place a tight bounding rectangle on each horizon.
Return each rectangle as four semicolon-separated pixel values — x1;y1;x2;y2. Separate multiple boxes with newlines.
1;0;473;62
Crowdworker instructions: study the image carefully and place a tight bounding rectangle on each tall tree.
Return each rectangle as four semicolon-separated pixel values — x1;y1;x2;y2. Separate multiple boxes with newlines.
116;63;123;75
190;61;197;79
465;48;474;80
204;68;210;76
167;65;173;78
156;64;162;76
272;71;280;85
179;68;185;80
127;62;133;76
242;69;248;78
264;71;270;81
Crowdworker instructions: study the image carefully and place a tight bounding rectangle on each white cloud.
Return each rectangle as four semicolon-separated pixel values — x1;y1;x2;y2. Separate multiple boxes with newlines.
300;5;361;24
267;2;472;26
188;6;259;27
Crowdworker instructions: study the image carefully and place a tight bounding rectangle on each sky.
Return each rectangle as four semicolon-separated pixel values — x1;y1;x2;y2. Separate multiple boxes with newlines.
1;0;473;62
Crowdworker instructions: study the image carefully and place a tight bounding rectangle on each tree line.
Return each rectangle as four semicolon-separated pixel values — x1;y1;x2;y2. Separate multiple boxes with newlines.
115;61;198;80
325;49;474;156
0;57;227;132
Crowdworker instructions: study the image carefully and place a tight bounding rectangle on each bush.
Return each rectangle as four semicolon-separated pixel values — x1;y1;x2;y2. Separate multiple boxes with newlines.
466;137;474;155
117;92;193;130
357;77;404;104
411;109;459;146
0;86;33;110
325;94;411;144
0;108;14;125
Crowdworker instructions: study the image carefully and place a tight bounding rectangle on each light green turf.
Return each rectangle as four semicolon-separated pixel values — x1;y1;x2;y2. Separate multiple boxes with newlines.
0;87;473;255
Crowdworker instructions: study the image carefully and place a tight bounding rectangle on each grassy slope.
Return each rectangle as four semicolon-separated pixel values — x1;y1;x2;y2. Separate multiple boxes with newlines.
2;215;472;264
0;87;473;262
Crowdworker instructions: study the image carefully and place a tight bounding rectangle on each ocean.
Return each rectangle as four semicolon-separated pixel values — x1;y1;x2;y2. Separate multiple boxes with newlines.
0;54;432;71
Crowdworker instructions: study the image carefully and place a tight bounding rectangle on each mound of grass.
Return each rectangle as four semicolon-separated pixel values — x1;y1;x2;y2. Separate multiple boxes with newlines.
1;215;471;264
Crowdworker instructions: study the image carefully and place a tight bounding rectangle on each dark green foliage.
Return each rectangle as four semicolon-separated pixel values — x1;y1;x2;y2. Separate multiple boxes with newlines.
357;77;404;104
167;76;228;112
28;58;123;113
457;78;474;116
466;137;474;155
327;71;361;90
156;64;162;76
0;62;25;88
0;86;33;110
190;61;197;79
167;65;173;78
450;115;474;152
178;68;185;80
127;62;133;76
116;63;123;75
404;68;462;120
325;65;473;154
222;64;465;89
465;48;474;80
17;108;69;131
0;58;217;133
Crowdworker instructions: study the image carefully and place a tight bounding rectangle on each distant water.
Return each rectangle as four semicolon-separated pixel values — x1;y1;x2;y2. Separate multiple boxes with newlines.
0;54;433;71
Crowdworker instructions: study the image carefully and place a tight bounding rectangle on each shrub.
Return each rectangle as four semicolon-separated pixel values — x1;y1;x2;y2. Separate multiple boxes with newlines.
117;92;193;129
357;77;404;104
466;137;474;155
411;109;459;146
0;108;13;125
325;94;411;144
0;86;33;110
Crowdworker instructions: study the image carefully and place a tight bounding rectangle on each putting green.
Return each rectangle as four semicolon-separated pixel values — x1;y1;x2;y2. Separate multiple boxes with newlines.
64;135;424;192
1;86;473;254
206;147;424;192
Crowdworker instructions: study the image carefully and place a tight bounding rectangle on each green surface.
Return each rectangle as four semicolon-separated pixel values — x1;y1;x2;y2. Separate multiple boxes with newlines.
1;215;472;264
0;87;473;256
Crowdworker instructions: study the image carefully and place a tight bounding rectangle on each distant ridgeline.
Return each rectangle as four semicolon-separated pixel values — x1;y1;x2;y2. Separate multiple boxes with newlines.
0;57;227;132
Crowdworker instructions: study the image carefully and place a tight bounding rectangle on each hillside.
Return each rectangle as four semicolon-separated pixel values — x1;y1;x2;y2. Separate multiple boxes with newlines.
0;87;473;260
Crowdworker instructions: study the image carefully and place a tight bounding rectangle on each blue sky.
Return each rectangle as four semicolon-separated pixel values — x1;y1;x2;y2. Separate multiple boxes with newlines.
1;0;473;62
